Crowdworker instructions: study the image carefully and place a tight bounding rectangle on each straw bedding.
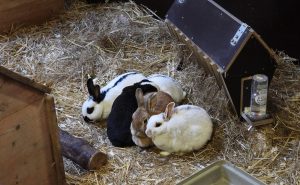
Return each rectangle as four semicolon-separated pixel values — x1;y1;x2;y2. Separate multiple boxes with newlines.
0;1;299;184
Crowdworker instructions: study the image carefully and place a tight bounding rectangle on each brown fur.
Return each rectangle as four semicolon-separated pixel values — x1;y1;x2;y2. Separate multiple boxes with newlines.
131;88;174;147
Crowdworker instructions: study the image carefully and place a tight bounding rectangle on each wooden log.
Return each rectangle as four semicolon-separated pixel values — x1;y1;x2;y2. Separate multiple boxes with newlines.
59;129;107;170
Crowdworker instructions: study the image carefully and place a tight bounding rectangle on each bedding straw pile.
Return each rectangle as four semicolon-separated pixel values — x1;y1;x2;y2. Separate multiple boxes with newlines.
1;1;299;184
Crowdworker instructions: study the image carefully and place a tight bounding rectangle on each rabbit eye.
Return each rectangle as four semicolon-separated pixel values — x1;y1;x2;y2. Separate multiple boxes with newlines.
155;122;162;127
143;119;147;124
87;107;94;114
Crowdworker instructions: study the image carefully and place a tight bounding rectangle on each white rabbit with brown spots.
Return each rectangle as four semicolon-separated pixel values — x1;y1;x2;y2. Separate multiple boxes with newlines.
145;102;213;154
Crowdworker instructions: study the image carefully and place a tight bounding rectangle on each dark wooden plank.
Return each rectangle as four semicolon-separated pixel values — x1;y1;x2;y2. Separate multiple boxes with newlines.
166;0;249;70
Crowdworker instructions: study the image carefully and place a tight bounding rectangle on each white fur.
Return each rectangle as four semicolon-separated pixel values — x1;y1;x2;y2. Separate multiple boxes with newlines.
82;72;146;121
145;104;213;153
147;74;186;103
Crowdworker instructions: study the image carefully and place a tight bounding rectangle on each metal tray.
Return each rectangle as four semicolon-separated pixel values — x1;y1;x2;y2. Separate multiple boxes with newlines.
177;160;265;185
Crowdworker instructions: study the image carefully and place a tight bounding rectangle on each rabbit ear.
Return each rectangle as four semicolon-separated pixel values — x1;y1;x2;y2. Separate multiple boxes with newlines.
87;78;102;102
93;85;102;102
135;88;144;107
164;102;175;120
87;78;96;97
147;93;157;112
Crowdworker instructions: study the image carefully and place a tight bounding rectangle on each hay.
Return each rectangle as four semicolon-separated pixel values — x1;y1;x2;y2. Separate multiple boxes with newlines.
1;1;299;184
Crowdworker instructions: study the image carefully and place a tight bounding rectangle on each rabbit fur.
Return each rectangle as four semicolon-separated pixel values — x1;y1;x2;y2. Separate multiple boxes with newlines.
107;80;158;147
145;102;213;153
147;74;186;103
131;88;174;148
82;72;146;122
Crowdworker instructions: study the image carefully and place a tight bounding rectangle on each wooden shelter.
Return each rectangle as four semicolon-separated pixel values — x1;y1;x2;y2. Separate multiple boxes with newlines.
0;66;65;185
166;0;279;119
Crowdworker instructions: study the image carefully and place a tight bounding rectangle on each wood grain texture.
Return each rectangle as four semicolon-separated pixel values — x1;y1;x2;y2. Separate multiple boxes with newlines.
0;98;61;185
0;66;51;93
0;67;65;185
0;73;44;120
44;95;66;185
59;129;107;170
0;0;64;33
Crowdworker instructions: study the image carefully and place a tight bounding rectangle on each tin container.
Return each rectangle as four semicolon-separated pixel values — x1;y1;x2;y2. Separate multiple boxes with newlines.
177;160;265;185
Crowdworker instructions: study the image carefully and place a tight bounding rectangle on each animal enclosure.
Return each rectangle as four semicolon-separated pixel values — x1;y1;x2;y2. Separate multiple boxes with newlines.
0;1;299;185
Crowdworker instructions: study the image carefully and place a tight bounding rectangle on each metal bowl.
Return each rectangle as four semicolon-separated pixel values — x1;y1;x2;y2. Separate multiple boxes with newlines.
177;160;265;185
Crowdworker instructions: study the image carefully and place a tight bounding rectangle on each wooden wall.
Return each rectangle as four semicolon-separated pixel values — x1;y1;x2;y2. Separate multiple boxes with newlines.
0;0;64;33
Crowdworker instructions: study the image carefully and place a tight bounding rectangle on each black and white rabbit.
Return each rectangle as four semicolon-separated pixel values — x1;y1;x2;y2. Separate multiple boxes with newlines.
82;72;146;122
107;80;158;147
147;74;186;103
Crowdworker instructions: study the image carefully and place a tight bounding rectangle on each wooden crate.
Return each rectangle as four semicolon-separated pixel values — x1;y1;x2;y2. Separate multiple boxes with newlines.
0;0;64;33
0;66;65;185
166;0;279;118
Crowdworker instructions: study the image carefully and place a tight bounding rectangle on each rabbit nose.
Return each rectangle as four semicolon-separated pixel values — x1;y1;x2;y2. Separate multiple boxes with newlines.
145;129;152;137
83;116;92;123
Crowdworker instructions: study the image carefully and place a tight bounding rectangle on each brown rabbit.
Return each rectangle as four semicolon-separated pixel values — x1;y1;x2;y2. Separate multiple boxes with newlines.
130;88;174;148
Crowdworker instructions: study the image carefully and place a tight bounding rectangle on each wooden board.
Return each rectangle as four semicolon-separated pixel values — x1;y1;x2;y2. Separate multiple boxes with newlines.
0;66;51;93
0;96;65;185
44;95;66;185
166;0;249;71
0;73;44;120
0;0;64;33
0;67;65;185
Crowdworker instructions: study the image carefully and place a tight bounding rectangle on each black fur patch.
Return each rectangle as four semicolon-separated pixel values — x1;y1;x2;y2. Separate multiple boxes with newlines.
84;116;92;123
93;92;105;103
101;72;139;96
107;81;157;147
87;107;94;114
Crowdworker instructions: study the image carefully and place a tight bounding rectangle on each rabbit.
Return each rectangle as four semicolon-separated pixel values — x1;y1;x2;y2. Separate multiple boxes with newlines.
82;72;146;123
145;102;213;154
147;74;186;103
130;88;174;148
107;80;158;147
